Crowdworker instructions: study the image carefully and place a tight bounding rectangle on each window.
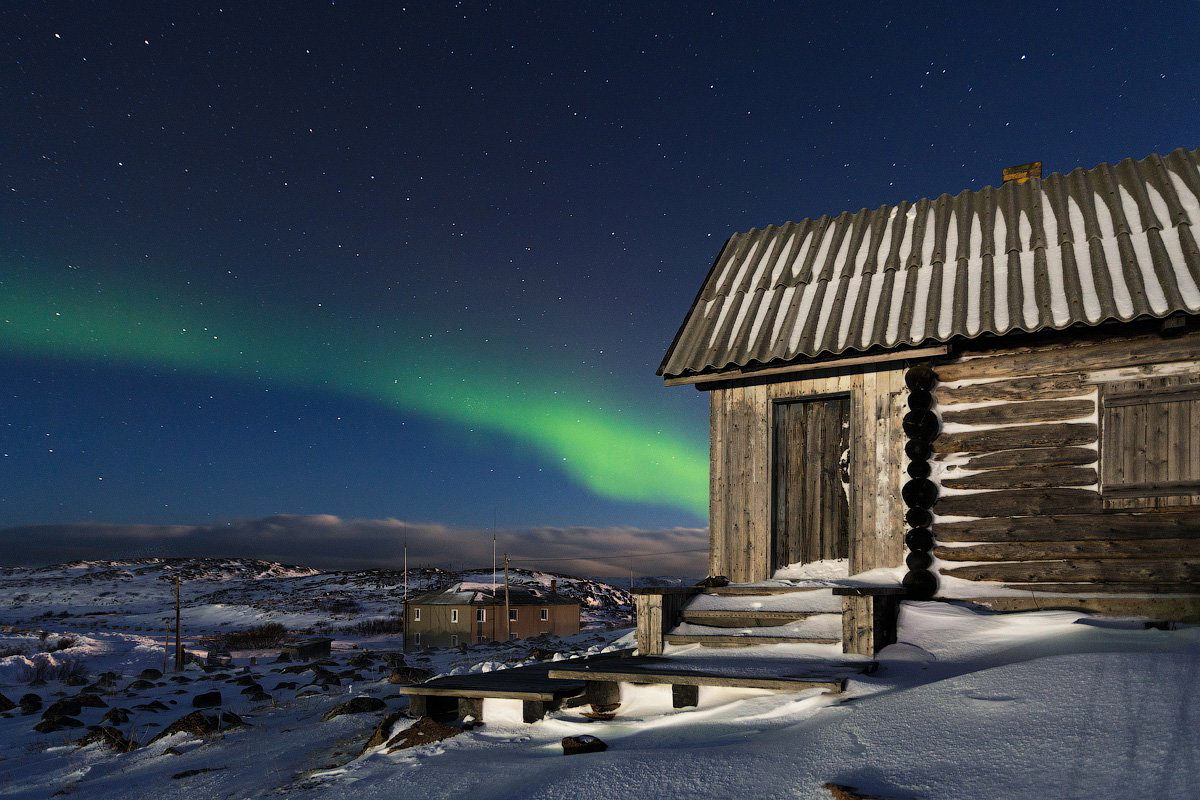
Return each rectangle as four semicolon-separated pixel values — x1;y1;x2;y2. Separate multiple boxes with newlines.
540;608;548;621
476;609;485;622
413;632;421;645
413;607;421;622
509;633;518;641
477;634;487;643
451;609;458;623
451;635;458;646
1102;379;1200;507
509;609;518;622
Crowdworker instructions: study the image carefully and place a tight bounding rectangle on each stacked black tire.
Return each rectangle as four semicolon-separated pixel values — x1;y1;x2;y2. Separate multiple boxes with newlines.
901;365;939;600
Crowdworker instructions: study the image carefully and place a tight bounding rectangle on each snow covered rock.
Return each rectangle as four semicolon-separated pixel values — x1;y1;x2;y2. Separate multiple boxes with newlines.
191;690;221;708
561;735;607;755
148;710;243;744
384;717;461;752
321;695;386;721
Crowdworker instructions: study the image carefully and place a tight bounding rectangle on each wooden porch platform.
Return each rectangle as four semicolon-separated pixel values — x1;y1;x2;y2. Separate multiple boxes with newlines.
548;653;876;708
398;650;630;723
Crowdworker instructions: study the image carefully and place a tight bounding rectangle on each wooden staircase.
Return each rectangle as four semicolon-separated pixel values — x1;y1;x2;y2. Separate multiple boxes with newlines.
666;586;843;647
635;584;905;657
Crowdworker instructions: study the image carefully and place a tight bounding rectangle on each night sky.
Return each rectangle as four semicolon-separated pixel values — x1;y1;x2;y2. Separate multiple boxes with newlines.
2;2;1198;567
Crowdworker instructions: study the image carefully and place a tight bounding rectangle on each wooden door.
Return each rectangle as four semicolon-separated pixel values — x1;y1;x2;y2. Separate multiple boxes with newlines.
772;396;850;572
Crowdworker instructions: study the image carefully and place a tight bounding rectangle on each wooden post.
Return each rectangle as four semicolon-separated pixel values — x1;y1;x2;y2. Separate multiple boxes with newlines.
504;554;511;641
162;620;170;674
173;577;184;672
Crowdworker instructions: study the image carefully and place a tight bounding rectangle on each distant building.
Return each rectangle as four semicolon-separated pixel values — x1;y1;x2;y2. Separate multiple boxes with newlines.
405;583;580;649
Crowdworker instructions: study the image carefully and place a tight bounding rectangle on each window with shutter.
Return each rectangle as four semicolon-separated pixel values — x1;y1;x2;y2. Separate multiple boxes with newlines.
1101;378;1200;508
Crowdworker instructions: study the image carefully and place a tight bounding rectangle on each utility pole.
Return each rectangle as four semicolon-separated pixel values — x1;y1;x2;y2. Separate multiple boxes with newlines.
162;619;170;674
504;554;511;641
403;542;408;651
173;577;183;672
492;532;497;597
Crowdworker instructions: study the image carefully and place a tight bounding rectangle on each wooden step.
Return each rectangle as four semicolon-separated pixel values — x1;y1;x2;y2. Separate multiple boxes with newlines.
665;633;841;647
700;585;830;596
680;610;819;628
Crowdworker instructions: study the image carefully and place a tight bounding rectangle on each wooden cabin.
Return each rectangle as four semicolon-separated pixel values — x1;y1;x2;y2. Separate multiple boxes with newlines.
405;584;580;649
658;147;1200;625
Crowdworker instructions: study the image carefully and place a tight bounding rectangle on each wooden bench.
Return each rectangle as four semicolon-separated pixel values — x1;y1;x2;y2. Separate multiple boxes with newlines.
398;650;633;724
548;654;875;710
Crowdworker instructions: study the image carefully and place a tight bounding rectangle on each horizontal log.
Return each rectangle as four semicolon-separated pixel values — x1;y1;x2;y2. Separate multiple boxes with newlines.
996;582;1200;595
935;332;1200;382
935;374;1088;404
958;447;1098;470
941;465;1096;490
942;559;1200;583
939;399;1094;427
934;538;1200;562
934;488;1101;517
935;510;1200;542
934;423;1097;454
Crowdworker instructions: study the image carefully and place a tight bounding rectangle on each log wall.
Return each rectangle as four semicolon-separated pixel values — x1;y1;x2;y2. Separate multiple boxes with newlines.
931;329;1200;603
709;364;908;583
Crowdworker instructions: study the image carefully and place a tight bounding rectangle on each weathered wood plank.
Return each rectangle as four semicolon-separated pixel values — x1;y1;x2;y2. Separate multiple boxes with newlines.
956;447;1098;470
934;510;1200;542
941;465;1097;490
934;423;1097;454
995;582;1200;594
935;374;1087;404
935;538;1200;562
942;559;1200;583
939;399;1094;427
936;333;1200;382
934;488;1101;517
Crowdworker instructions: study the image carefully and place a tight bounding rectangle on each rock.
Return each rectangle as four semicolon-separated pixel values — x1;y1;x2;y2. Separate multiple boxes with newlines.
527;647;558;661
273;681;297;691
35;716;84;733
77;726;138;751
65;674;89;687
206;651;233;667
239;683;263;695
75;693;108;708
171;767;226;780
696;575;730;588
348;653;373;668
822;783;890;800
192;691;222;708
381;652;406;667
19;693;42;714
244;689;272;703
360;710;405;754
561;735;608;755
96;672;120;687
126;679;157;691
386;667;433;685
170;675;192;684
385;717;462;752
100;708;131;725
138;668;163;681
0;693;14;712
274;651;292;663
296;688;323;698
322;695;386;722
277;664;312;675
235;675;260;686
148;710;244;744
135;700;169;712
43;698;83;719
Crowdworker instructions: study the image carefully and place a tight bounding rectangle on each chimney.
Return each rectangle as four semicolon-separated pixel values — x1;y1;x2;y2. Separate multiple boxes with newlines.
550;580;558;594
1001;161;1042;185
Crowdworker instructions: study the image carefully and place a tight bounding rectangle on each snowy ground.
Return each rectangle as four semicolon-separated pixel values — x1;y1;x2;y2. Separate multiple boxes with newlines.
2;598;1196;799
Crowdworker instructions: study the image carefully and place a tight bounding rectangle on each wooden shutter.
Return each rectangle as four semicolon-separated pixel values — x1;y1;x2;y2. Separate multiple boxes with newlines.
1101;378;1200;508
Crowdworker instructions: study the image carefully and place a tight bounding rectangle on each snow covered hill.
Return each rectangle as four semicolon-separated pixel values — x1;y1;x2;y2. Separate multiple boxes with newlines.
0;558;634;635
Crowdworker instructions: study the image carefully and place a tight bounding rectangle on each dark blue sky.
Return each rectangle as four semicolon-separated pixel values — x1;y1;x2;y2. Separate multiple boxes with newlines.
2;2;1198;541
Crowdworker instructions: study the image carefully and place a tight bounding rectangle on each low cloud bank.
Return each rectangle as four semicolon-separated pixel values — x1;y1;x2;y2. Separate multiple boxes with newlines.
0;514;708;579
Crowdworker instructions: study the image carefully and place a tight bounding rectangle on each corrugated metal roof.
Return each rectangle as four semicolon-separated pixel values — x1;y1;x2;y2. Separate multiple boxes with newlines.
659;147;1200;379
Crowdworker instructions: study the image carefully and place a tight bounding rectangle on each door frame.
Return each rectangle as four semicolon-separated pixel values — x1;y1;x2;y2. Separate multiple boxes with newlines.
767;391;853;576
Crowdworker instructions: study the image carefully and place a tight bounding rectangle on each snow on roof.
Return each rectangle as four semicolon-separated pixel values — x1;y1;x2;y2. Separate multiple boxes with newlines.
660;147;1200;379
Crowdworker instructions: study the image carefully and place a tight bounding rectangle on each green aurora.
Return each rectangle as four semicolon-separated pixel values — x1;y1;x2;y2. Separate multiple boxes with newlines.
0;269;709;517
